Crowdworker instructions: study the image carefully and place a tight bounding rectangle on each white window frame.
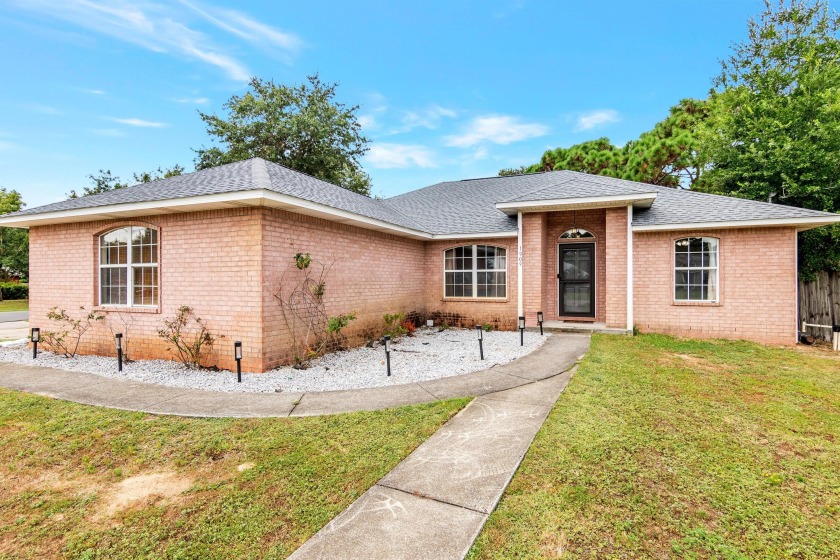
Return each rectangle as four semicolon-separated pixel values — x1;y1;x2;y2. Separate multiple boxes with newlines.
443;244;508;299
674;237;719;303
98;226;159;308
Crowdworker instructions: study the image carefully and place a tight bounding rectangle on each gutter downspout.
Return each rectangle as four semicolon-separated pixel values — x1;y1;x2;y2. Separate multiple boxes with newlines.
626;205;634;332
517;211;523;318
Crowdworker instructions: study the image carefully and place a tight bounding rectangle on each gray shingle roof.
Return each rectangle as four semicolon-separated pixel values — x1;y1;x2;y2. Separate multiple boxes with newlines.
7;158;427;232
5;159;837;234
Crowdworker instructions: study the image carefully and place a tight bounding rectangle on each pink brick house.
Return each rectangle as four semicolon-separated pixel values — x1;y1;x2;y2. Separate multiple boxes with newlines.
2;158;837;372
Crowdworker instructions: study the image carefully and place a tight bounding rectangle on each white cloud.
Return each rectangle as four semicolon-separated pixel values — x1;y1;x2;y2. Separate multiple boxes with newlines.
393;105;457;134
172;96;210;105
82;88;106;95
8;0;300;80
0;141;19;151
575;109;620;131
111;118;167;128
445;115;548;148
178;0;303;62
366;143;436;169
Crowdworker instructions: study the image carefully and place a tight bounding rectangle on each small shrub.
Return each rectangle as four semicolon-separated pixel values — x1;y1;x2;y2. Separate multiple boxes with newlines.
483;324;493;332
438;321;450;332
0;282;28;300
402;320;416;336
42;306;104;358
383;312;408;338
294;253;311;270
327;312;357;335
157;305;223;369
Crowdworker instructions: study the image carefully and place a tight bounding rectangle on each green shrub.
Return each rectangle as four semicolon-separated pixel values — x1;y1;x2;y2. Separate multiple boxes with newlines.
0;283;27;300
383;312;408;338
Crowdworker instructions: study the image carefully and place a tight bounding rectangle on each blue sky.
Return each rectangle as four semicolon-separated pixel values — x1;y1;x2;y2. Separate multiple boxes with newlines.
0;0;762;208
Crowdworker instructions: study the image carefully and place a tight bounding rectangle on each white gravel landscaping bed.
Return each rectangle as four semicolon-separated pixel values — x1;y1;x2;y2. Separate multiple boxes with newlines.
0;328;549;393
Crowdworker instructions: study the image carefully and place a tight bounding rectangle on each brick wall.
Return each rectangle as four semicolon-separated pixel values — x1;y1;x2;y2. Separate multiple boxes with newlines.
633;227;798;345
29;208;264;372
423;237;518;330
522;213;546;325
261;208;426;369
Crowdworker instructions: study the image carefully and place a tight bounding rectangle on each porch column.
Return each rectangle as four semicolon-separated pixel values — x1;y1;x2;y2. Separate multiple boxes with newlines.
605;206;629;328
626;204;634;331
520;212;547;325
517;211;523;317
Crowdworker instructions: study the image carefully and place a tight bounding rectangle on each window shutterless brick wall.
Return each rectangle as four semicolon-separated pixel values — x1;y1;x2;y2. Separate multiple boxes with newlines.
423;237;518;330
28;207;800;374
29;208;264;372
632;226;798;345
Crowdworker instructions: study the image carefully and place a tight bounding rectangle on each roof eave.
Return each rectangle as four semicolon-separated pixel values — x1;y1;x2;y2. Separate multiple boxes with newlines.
632;215;840;232
495;193;657;215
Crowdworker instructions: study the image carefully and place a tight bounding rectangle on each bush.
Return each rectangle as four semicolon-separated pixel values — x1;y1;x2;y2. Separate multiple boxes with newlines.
157;306;223;369
42;306;104;358
0;283;27;300
383;312;408;338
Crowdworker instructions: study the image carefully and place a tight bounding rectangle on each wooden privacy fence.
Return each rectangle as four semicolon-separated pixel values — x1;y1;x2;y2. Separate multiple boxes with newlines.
799;271;840;341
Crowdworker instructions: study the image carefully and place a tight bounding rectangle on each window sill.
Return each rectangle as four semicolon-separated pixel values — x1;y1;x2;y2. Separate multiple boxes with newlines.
442;297;509;303
94;306;161;314
672;300;721;307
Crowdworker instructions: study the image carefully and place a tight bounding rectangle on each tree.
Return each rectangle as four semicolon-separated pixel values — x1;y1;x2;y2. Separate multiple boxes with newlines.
699;0;840;277
0;187;28;280
622;98;708;187
505;99;708;188
194;75;372;196
68;165;184;199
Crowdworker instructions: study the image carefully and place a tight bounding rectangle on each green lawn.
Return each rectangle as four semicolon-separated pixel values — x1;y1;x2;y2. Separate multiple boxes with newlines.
0;391;468;559
470;334;839;559
0;300;28;313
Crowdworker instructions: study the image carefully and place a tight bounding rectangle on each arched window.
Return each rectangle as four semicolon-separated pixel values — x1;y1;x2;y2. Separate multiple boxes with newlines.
444;245;507;298
99;226;159;306
559;228;595;239
674;237;718;302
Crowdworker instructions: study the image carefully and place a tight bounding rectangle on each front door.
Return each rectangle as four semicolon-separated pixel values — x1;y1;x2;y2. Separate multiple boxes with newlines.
558;243;595;318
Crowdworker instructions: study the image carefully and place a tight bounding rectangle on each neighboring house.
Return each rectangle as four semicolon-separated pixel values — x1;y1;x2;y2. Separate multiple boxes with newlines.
1;158;837;372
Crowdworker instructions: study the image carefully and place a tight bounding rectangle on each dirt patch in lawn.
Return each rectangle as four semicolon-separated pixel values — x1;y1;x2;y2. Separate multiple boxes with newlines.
102;472;193;517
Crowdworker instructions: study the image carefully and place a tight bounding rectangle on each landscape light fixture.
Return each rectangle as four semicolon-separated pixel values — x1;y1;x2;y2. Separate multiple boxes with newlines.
234;341;243;383
31;327;40;359
518;316;525;346
537;311;544;336
115;333;123;372
476;325;484;360
383;335;392;377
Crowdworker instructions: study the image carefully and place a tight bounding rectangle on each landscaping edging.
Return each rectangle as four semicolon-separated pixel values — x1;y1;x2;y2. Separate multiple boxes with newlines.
0;334;590;417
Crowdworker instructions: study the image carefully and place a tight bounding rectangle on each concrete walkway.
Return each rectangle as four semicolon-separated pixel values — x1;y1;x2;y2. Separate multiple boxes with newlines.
288;357;585;559
0;311;28;322
0;334;590;418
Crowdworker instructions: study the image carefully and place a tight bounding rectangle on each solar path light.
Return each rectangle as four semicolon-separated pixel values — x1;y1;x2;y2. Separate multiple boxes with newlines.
383;335;392;376
518;316;525;346
537;311;544;336
476;325;484;360
234;341;243;383
115;333;123;372
31;327;40;359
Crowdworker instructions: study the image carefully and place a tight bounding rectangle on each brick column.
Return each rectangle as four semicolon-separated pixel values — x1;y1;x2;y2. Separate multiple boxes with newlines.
605;206;628;328
521;212;547;325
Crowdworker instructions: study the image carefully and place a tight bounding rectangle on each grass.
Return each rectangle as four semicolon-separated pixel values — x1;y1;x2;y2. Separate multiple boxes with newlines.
469;334;839;559
0;300;28;313
0;391;468;559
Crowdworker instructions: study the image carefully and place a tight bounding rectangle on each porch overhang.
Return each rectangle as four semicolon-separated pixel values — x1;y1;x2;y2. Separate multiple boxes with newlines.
495;192;657;215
